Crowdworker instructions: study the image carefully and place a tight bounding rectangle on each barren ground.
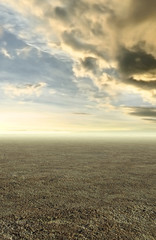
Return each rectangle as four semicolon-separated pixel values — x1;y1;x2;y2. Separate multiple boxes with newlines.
0;136;156;239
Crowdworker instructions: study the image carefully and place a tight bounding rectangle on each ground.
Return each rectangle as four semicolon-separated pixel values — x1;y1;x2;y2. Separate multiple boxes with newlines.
0;137;155;239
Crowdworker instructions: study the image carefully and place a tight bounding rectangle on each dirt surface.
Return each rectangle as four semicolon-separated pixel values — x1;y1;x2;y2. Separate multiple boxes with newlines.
0;137;156;239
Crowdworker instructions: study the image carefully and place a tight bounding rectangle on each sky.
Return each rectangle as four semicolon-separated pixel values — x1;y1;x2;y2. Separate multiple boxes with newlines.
0;0;156;134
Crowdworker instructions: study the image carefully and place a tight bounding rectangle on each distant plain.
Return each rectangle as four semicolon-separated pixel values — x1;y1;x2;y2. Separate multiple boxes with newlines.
0;136;156;239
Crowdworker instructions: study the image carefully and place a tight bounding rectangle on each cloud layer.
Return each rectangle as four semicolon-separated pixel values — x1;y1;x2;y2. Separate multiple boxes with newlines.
1;0;156;130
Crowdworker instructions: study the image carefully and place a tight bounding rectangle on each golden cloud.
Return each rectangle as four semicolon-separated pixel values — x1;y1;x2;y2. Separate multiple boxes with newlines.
1;0;156;103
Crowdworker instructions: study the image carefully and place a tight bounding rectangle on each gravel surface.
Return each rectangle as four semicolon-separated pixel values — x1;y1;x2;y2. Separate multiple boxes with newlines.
0;137;156;239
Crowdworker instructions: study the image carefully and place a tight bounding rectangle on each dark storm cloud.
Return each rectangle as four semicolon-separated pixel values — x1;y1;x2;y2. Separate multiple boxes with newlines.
117;47;156;75
116;46;156;90
130;0;156;24
105;0;156;93
81;57;98;74
109;0;156;29
55;0;156;94
125;78;156;90
54;6;68;21
128;107;156;122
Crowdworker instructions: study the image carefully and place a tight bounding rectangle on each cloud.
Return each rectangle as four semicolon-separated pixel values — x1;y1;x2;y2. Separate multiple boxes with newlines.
116;46;156;93
126;107;156;123
142;118;156;123
117;47;156;76
129;107;156;117
72;112;91;115
81;57;98;74
1;48;12;59
3;82;46;97
53;6;69;22
16;46;32;57
127;0;156;25
124;78;156;91
1;0;156;107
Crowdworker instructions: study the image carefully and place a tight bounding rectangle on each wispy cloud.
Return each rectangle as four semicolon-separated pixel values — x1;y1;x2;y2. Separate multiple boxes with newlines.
72;112;91;115
125;107;156;123
2;82;46;97
16;46;32;57
128;107;156;116
1;48;12;59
